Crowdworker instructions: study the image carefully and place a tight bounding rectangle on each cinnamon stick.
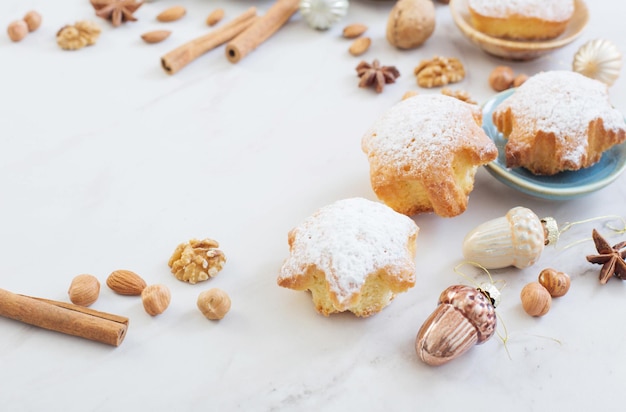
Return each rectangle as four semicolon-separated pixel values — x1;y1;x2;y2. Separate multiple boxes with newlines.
161;7;258;75
0;288;128;347
225;0;300;63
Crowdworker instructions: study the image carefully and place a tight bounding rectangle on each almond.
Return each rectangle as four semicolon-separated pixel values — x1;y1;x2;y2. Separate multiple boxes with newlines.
107;269;147;296
141;30;171;44
349;37;371;56
342;23;367;39
206;8;225;26
68;274;100;307
156;6;186;22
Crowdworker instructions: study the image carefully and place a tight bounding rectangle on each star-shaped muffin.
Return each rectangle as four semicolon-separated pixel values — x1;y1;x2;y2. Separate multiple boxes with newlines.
493;70;626;175
278;197;418;317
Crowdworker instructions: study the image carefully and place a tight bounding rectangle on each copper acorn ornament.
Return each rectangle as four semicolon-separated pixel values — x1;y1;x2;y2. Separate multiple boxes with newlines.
416;284;498;366
462;207;559;269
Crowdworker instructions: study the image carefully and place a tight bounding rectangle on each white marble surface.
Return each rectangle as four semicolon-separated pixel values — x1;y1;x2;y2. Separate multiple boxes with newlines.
1;0;625;410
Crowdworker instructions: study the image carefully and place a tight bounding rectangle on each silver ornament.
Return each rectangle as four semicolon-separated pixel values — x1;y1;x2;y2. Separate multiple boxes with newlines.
573;39;622;86
299;0;349;30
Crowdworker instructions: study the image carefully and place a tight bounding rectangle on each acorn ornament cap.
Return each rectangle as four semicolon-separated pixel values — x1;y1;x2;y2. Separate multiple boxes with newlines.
462;207;558;269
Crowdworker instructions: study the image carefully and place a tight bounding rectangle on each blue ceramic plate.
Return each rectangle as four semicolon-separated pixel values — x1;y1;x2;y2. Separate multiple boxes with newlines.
482;89;626;200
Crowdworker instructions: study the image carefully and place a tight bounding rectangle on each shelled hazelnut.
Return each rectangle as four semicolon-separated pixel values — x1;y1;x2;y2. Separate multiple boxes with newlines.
7;20;28;42
141;284;171;316
197;288;231;320
68;274;101;307
23;10;42;32
489;66;515;91
538;268;571;297
520;282;551;317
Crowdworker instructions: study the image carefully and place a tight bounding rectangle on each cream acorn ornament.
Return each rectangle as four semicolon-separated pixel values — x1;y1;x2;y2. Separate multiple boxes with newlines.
573;39;622;86
462;207;559;270
416;282;499;366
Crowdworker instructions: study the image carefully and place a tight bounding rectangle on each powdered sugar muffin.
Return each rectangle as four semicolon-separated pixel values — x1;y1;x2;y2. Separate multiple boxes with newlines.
277;197;418;317
362;94;498;218
493;71;626;175
468;0;575;40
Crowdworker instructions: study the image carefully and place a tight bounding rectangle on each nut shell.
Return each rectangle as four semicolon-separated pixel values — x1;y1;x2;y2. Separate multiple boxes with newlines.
197;288;231;320
520;282;551;317
68;274;101;307
538;268;571;297
386;0;435;49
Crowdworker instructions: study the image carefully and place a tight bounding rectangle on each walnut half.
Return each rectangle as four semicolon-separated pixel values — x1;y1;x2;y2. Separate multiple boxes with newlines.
414;56;465;88
168;238;226;284
441;87;476;105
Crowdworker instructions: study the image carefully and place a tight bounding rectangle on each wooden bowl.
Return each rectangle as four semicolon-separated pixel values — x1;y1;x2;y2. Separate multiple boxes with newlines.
449;0;589;60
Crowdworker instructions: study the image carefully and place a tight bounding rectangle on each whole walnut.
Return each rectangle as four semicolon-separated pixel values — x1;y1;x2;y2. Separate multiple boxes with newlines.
386;0;436;49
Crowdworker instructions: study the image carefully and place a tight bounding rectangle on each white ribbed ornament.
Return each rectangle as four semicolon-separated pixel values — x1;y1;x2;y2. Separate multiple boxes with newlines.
299;0;349;30
573;39;622;86
462;207;553;269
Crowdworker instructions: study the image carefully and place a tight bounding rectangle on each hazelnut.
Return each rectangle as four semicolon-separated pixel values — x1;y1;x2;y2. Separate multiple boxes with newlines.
23;10;42;32
520;282;551;317
488;66;515;91
7;20;28;42
197;288;231;320
538;268;571;297
141;284;171;316
513;73;529;88
68;274;101;307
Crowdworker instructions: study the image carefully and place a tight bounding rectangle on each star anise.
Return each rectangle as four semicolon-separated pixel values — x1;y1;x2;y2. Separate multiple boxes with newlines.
90;0;143;27
356;59;400;93
586;229;626;284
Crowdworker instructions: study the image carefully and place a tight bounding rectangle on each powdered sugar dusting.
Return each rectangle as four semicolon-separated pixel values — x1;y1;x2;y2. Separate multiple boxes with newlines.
468;0;574;21
278;198;418;305
361;94;488;177
495;70;626;164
